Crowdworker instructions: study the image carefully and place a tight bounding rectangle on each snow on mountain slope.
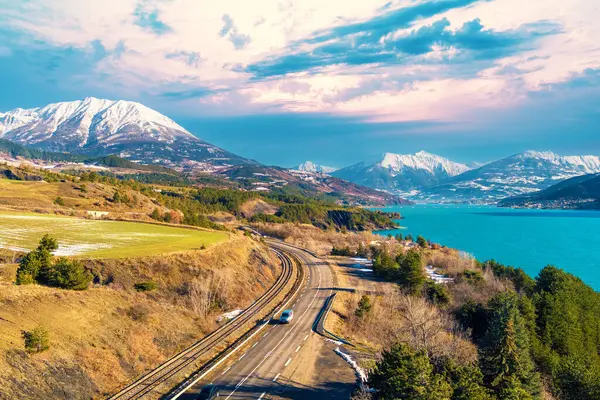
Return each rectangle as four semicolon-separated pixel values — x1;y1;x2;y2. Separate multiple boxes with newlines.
332;151;470;193
0;97;252;169
418;150;600;203
379;151;470;177
293;161;337;174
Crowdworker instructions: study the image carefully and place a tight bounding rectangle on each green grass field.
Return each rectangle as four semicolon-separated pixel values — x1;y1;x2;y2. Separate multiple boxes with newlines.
0;211;228;258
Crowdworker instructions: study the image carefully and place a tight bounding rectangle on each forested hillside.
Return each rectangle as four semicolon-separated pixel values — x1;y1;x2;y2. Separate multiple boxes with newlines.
325;238;600;400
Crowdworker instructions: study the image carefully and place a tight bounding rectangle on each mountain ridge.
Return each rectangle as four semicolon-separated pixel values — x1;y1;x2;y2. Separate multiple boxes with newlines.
418;150;600;202
332;151;471;194
293;161;337;174
0;97;254;170
499;173;600;209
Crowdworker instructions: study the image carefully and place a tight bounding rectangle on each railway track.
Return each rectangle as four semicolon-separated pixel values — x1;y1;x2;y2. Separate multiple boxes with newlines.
108;247;297;400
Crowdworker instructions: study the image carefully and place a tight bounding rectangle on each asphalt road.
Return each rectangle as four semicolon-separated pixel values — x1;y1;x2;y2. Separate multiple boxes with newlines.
179;242;336;400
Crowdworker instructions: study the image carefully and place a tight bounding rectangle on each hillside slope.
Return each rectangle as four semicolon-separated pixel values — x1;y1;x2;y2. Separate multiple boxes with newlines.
0;236;278;399
500;173;600;209
219;164;411;206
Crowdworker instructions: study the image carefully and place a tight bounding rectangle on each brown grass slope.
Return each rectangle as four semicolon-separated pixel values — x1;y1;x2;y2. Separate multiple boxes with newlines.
0;235;279;399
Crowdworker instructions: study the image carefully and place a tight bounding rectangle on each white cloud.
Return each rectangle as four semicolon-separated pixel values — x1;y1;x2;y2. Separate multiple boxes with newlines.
2;0;598;121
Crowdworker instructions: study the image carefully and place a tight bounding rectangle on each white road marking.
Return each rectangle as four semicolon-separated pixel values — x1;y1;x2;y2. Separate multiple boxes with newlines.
303;335;309;341
273;373;281;382
264;332;269;337
224;253;323;400
258;392;266;399
285;358;292;367
221;366;231;375
252;343;258;348
295;346;301;353
239;353;246;360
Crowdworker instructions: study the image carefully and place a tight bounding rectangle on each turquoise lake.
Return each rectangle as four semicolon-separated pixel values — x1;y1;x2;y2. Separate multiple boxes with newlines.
376;205;600;290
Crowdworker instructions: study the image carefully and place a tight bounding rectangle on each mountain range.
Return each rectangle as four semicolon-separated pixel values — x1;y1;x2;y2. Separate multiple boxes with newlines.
0;97;253;171
3;97;600;205
416;151;600;202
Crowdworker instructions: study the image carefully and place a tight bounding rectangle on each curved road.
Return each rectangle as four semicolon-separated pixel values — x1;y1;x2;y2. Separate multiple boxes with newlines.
177;241;336;399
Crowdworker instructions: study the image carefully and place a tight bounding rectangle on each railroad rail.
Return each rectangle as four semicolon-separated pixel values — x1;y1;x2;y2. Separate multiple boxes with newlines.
108;247;297;400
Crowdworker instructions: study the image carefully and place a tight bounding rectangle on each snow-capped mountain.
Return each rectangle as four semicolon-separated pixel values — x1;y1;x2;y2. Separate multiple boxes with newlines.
293;161;337;174
332;151;470;194
418;150;600;202
0;97;253;169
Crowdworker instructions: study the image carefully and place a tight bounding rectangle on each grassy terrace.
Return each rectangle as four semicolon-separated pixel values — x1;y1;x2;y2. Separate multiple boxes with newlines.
0;211;228;258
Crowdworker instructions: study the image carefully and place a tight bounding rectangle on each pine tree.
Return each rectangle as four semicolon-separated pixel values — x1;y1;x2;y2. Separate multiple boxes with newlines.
369;343;453;400
479;292;541;399
397;248;425;294
417;235;428;248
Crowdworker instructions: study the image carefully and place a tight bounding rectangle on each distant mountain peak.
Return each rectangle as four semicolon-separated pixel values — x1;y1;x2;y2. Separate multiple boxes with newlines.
377;151;470;177
519;150;559;160
332;150;470;194
0;97;253;170
294;161;337;174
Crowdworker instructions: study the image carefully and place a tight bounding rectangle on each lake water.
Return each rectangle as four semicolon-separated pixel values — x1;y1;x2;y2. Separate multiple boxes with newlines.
376;205;600;290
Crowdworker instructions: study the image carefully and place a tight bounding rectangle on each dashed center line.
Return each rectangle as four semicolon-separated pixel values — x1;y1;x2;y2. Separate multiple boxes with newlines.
258;392;266;399
273;373;281;382
284;358;292;367
303;334;309;341
295;345;301;353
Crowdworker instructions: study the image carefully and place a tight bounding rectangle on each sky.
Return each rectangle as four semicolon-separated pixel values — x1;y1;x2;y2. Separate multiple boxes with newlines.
0;0;599;167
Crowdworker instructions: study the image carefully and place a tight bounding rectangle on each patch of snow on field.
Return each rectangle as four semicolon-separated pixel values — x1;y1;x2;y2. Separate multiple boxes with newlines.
334;347;367;383
54;243;113;256
0;241;30;253
217;309;243;322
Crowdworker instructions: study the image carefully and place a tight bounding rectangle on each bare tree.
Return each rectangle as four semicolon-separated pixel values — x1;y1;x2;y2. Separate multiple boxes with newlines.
188;271;226;317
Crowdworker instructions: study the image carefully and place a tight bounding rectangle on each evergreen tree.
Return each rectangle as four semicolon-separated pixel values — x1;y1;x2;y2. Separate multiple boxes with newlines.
416;235;428;248
16;234;57;284
438;359;493;400
47;258;92;290
372;248;400;279
395;233;403;242
397;248;425;294
369;343;453;400
479;292;541;399
355;295;372;319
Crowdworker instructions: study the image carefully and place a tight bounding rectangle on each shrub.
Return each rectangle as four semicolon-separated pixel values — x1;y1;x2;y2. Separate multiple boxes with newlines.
22;326;50;354
355;295;373;319
126;304;151;322
462;270;484;284
416;235;428;248
47;258;93;290
15;271;36;285
424;281;450;305
54;196;65;206
134;281;157;292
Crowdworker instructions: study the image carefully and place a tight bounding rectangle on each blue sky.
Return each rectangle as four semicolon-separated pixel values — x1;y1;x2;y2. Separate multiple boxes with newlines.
0;0;599;167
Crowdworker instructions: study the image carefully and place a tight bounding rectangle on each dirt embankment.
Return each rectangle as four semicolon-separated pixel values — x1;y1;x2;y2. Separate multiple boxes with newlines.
0;235;279;399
